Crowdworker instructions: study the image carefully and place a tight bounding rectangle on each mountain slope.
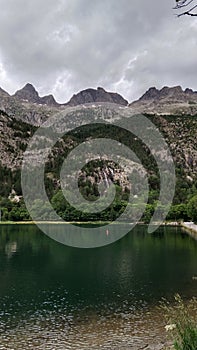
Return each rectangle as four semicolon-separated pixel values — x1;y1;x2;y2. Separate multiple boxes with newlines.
0;84;129;126
129;86;197;115
1;84;197;222
13;83;59;107
66;87;128;106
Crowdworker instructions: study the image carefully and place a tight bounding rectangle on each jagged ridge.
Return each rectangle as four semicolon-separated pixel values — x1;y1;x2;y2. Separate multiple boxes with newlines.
13;83;59;107
129;86;197;115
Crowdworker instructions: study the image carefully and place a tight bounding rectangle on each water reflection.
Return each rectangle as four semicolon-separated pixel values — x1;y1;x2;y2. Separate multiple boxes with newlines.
5;241;17;258
37;222;133;248
0;224;196;349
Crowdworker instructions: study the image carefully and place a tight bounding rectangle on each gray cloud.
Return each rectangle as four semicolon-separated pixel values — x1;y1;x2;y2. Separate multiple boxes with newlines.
0;0;196;102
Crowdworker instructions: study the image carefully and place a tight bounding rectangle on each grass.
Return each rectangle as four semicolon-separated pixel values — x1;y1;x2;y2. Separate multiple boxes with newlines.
161;294;197;350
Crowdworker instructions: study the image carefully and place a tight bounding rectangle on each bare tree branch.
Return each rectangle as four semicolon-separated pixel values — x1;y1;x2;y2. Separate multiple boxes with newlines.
174;0;197;16
174;0;194;9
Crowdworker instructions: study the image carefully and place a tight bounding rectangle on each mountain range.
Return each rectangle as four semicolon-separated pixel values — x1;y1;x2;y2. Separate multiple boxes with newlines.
1;83;129;108
6;83;197;108
1;82;197;220
0;83;197;126
0;82;197;176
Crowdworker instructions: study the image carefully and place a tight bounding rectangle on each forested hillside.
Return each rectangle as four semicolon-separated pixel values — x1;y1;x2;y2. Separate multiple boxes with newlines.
1;85;197;223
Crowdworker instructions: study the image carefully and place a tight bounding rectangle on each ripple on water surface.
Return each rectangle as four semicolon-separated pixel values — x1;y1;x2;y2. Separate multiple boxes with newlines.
0;304;167;350
0;224;196;349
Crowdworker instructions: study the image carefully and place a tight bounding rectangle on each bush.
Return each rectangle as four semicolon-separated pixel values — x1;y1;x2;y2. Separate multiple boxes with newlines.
161;294;197;350
187;195;197;223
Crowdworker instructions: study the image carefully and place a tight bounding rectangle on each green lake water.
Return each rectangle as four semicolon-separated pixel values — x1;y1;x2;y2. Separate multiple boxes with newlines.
0;224;196;349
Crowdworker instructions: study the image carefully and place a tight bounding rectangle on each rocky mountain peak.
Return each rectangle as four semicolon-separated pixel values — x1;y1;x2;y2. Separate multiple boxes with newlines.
139;87;160;101
39;94;59;107
13;83;58;106
97;87;105;92
139;86;185;101
129;85;197;115
66;87;128;106
13;83;39;103
185;88;194;94
160;85;183;97
23;83;36;92
137;85;197;104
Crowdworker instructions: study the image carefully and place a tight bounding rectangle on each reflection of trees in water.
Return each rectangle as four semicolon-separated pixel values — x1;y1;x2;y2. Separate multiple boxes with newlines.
5;241;17;258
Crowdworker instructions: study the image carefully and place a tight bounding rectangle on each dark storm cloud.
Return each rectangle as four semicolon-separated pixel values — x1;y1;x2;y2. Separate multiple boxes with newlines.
0;0;196;102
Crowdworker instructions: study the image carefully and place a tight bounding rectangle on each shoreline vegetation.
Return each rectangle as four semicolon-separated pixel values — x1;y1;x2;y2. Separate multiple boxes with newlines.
0;219;192;226
0;220;180;225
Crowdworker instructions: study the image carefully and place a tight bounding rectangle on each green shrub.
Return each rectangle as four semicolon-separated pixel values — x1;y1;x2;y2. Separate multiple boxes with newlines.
187;195;197;223
161;294;197;350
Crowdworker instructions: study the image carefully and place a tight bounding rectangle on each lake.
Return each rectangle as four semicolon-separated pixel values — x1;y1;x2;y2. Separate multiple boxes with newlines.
0;224;196;349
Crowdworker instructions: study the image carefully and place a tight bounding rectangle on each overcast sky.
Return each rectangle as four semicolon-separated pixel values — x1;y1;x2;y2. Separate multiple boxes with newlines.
0;0;196;103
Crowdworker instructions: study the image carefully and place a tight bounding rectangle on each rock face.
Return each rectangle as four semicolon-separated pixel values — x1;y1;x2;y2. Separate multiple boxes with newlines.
13;83;40;103
1;103;197;208
9;84;128;108
139;86;197;103
66;87;128;106
0;87;10;97
130;86;197;115
40;94;58;106
13;83;59;107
